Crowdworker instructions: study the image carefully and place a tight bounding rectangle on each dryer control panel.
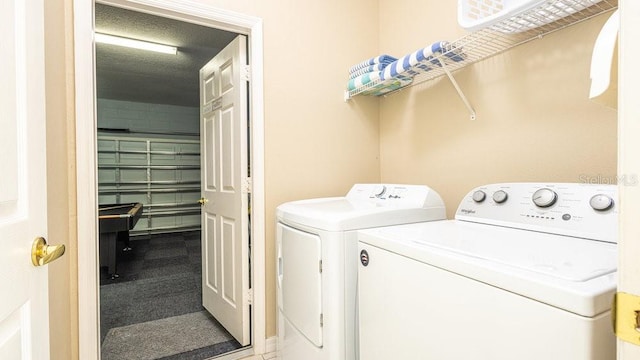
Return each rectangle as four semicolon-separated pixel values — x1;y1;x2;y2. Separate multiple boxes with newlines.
346;184;444;209
456;183;618;243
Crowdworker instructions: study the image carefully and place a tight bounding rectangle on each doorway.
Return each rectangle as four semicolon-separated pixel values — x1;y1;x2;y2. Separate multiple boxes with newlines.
74;1;266;359
95;4;247;359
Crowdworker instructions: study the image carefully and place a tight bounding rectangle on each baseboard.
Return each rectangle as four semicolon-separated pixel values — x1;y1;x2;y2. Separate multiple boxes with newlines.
263;336;278;359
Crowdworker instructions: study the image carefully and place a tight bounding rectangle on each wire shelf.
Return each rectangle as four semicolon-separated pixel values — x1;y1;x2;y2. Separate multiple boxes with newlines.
131;225;201;237
346;0;617;99
98;149;200;156
98;180;201;186
98;164;200;170
98;187;200;195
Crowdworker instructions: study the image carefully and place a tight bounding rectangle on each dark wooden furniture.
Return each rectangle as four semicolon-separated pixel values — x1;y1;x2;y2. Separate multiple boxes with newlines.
99;202;143;278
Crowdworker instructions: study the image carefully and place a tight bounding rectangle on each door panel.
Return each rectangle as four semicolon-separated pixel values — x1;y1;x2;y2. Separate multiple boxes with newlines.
220;59;234;95
204;72;217;103
204;213;219;291
277;223;323;347
221;106;236;191
222;217;237;303
0;308;24;359
204;113;217;191
0;0;50;358
200;35;250;346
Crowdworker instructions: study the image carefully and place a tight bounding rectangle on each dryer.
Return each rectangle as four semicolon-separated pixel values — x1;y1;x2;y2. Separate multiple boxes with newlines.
357;183;617;360
276;184;446;360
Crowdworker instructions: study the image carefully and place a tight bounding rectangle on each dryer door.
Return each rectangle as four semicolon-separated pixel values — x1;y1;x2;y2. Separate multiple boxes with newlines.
277;223;323;347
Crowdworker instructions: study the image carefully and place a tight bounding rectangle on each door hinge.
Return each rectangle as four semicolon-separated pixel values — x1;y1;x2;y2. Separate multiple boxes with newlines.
242;177;252;194
247;288;253;305
319;260;323;273
242;65;251;82
613;291;640;346
320;313;324;327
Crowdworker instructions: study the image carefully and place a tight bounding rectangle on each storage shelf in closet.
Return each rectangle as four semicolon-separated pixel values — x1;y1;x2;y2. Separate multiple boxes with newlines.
98;165;201;170
130;224;201;237
346;0;618;102
98;180;201;186
98;135;201;236
146;209;202;217
146;202;200;209
99;187;199;195
98;149;200;156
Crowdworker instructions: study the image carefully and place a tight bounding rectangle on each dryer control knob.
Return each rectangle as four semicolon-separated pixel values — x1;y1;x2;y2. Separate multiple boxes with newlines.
590;194;614;211
492;190;508;204
372;185;387;198
472;190;486;203
532;188;557;208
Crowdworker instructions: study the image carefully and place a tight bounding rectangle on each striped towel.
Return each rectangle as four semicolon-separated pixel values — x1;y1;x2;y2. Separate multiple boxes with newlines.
381;41;465;81
347;71;382;91
349;54;398;74
349;63;389;79
361;76;413;96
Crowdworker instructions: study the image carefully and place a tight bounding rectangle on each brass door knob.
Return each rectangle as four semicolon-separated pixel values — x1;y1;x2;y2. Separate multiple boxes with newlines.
31;237;65;266
198;198;209;206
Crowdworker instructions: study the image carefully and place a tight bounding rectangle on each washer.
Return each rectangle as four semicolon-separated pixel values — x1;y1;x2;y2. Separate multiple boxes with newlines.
357;183;617;360
276;184;446;360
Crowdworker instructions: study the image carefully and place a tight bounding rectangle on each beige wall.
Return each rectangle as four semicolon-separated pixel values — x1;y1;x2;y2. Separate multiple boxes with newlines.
44;0;78;359
378;1;617;218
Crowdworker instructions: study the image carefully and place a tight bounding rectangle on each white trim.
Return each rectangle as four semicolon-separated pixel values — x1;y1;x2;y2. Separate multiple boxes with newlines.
263;336;278;359
74;1;266;358
74;1;100;358
214;348;256;360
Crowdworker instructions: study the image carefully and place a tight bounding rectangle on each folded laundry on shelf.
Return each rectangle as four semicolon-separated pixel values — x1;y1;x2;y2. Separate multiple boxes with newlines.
349;63;389;79
347;71;382;91
361;76;413;96
381;41;466;81
348;54;398;74
346;42;466;97
347;69;413;96
347;71;415;97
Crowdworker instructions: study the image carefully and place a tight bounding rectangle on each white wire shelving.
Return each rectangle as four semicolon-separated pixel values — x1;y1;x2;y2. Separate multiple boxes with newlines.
345;0;618;120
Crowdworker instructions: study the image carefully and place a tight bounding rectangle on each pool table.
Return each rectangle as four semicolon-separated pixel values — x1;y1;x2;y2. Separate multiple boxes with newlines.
99;202;143;278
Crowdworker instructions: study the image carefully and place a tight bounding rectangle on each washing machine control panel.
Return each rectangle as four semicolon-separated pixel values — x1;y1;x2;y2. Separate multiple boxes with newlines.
456;183;618;243
346;184;444;209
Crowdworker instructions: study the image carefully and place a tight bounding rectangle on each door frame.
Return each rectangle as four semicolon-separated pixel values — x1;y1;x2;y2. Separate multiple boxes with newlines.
73;1;266;358
618;1;640;359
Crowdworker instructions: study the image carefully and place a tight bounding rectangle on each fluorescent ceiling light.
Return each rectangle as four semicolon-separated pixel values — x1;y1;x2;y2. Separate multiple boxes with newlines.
95;33;177;55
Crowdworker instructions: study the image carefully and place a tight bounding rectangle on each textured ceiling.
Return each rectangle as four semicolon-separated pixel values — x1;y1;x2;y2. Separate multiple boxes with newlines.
95;4;238;107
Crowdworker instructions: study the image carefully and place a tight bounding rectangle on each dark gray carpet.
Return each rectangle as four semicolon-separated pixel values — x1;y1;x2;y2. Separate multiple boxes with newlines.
99;231;242;359
101;311;235;360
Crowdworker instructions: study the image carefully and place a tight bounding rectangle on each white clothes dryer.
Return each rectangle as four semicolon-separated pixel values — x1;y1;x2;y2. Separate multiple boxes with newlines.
357;183;617;360
276;184;446;360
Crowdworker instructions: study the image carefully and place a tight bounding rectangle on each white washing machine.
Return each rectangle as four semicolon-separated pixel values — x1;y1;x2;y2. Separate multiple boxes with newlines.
276;184;446;360
357;183;617;360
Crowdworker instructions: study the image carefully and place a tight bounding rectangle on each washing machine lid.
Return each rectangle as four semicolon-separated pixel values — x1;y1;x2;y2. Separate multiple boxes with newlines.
358;220;617;317
276;197;445;231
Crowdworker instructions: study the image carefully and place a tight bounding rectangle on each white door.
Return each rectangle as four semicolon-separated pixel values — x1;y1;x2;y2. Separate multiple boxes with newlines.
200;35;251;346
618;1;640;359
0;0;54;359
